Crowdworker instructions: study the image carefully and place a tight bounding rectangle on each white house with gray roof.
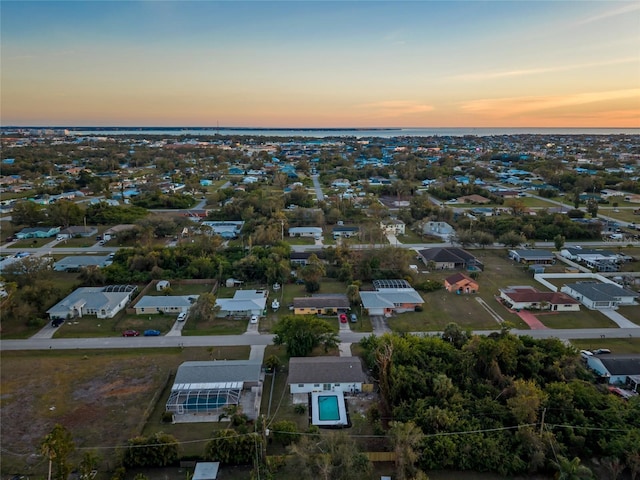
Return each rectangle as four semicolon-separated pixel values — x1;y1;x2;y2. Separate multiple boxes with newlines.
53;255;113;272
360;279;424;316
288;357;368;395
215;289;267;317
47;285;137;320
560;282;638;310
134;295;199;315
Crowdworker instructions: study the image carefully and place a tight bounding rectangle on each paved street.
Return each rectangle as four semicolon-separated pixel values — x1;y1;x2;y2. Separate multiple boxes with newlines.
2;327;637;352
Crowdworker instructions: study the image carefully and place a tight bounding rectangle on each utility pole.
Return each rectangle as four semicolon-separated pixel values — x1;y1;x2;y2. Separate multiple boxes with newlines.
540;407;546;435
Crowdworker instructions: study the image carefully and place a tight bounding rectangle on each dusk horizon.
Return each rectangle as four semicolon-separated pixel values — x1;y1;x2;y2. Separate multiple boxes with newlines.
2;1;639;128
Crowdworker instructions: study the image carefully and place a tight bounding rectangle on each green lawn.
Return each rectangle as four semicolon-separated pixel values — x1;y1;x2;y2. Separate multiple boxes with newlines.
284;236;315;245
53;313;179;338
570;337;640;354
147;282;216;296
617;305;640;325
537;310;618;329
8;237;54;248
396;229;424;244
183;316;249;335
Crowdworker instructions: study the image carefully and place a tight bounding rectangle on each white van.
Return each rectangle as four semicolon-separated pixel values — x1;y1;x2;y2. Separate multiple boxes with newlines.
177;312;187;322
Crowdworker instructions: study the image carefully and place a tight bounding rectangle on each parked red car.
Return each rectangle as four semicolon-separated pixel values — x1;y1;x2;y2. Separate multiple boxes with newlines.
339;313;348;323
122;330;139;337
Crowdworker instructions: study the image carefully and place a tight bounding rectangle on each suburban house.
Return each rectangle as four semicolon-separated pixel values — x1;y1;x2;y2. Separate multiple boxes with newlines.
508;249;555;265
58;225;98;238
331;178;351;188
499;286;580;312
288;226;323;238
15;226;60;239
444;273;479;294
47;285;137;320
134;295;199;315
380;218;406;235
560;247;623;272
292;294;350;315
290;251;312;266
586;354;640;390
422;221;455;240
103;224;137;240
417;247;483;271
165;360;263;420
560;282;639;310
53;255;113;272
215;289;268;317
332;226;359;239
288;357;368;395
360;279;424;316
200;221;245;239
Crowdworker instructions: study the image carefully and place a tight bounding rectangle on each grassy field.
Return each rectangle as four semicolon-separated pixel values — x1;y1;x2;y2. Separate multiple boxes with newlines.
146;282;215;296
8;237;54;248
53;313;179;338
570;337;640;354
537;310;618;329
0;346;248;477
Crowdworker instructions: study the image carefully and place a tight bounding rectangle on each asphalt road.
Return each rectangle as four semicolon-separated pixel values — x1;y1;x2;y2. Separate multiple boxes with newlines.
1;328;637;352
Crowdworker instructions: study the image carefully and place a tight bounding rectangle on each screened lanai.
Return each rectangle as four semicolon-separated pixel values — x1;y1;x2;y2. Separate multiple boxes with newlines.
166;381;242;414
166;360;263;422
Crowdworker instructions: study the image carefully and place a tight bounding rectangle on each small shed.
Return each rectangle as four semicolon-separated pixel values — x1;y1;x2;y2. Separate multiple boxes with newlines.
192;462;220;480
157;280;170;291
226;278;244;288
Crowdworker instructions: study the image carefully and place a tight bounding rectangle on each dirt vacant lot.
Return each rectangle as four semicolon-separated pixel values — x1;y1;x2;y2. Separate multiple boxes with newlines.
0;347;248;477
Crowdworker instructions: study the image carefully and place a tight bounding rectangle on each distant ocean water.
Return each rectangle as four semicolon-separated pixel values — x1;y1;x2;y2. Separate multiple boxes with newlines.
66;127;640;138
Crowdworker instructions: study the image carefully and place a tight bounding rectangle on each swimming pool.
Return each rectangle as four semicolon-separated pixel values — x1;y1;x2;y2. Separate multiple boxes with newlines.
318;395;340;421
311;392;348;427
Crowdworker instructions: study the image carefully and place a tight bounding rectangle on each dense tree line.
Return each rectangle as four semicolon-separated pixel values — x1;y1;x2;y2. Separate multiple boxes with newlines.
359;330;640;477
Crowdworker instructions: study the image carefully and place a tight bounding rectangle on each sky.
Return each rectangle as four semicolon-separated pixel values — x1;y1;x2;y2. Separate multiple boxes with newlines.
2;0;640;128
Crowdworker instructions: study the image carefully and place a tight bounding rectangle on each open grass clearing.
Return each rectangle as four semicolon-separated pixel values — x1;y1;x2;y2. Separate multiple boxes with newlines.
570;337;640;354
183;315;249;335
8;237;54;248
146;282;215;296
53;312;179;338
537;310;619;329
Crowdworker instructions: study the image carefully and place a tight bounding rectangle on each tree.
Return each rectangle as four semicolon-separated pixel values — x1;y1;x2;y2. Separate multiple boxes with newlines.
122;432;179;468
285;431;372;480
189;292;218;323
205;429;261;465
273;316;339;357
271;420;298;446
78;450;100;480
346;284;360;305
389;421;425;480
264;354;282;372
498;231;526;247
300;254;326;293
550;456;593;480
506;379;547;424
11;200;45;226
41;424;75;480
554;234;566;251
586;199;598;218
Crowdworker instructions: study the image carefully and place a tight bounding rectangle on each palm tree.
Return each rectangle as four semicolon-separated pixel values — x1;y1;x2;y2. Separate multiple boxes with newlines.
389;421;425;480
551;456;593;480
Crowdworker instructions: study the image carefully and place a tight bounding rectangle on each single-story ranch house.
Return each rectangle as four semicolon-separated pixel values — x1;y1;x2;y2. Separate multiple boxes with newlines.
417;247;483;271
47;285;137;320
508;249;555;265
444;273;479;294
288;226;323;238
587;354;640;391
293;294;350;315
53;255;113;272
166;360;263;421
560;282;638;310
16;226;60;239
288;357;368;395
215;289;268;317
134;295;199;315
360;279;424;316
499;286;580;312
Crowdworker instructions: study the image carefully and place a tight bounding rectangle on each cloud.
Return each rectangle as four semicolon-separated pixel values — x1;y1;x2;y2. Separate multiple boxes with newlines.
459;89;640;117
451;57;638;81
574;2;640;26
358;100;434;117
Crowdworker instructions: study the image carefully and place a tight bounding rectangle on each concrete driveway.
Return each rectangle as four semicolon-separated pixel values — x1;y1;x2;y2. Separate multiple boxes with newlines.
370;315;391;334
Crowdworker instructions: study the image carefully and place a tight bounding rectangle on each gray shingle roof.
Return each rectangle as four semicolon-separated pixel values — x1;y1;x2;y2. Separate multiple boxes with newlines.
565;282;638;301
293;295;350;309
174;360;262;384
288;357;367;385
598;355;640;376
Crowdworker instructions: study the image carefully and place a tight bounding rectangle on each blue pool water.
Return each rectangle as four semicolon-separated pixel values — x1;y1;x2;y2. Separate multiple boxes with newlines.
183;397;227;412
318;395;340;421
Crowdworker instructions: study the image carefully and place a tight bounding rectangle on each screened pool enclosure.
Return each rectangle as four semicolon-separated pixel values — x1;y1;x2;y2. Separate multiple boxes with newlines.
166;381;242;414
